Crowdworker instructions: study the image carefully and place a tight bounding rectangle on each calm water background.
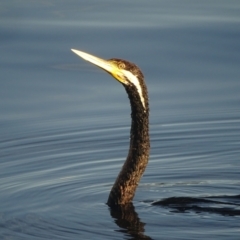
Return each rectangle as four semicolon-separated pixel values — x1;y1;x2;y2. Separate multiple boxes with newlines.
1;0;240;239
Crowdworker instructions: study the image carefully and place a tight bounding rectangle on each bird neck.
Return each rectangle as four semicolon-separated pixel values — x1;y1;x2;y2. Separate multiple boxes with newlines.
107;84;150;207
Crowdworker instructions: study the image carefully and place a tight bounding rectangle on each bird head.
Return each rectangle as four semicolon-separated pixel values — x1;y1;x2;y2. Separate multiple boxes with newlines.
71;49;146;109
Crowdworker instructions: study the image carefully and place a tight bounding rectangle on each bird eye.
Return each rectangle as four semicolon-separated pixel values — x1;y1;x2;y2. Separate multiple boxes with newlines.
118;63;125;69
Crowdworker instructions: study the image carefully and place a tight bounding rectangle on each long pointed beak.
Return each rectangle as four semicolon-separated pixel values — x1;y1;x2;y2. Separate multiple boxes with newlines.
71;49;114;72
71;49;127;84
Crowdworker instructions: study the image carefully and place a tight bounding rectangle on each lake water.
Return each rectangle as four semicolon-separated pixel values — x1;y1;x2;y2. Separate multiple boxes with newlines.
1;1;240;239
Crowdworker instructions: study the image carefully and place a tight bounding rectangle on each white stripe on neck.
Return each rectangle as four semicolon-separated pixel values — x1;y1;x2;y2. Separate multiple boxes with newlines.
122;70;146;109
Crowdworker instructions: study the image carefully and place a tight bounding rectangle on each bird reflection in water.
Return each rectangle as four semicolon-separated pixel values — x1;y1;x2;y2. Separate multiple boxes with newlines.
109;203;153;240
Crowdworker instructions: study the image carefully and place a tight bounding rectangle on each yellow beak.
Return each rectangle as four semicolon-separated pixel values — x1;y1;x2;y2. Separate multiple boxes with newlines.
71;49;127;84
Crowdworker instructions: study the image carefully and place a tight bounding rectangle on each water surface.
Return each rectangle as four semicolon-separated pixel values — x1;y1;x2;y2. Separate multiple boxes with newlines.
1;1;240;239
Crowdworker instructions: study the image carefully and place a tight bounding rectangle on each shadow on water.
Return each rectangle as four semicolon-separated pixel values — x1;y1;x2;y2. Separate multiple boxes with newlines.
152;195;240;216
109;195;240;239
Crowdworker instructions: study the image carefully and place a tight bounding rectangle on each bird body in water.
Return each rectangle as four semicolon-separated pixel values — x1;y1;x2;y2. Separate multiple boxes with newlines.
71;49;150;207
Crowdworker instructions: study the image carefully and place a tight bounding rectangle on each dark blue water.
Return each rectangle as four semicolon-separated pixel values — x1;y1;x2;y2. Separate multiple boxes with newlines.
1;1;240;239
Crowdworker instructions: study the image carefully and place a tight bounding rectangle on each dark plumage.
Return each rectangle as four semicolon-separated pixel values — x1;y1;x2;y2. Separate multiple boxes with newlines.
71;49;150;207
